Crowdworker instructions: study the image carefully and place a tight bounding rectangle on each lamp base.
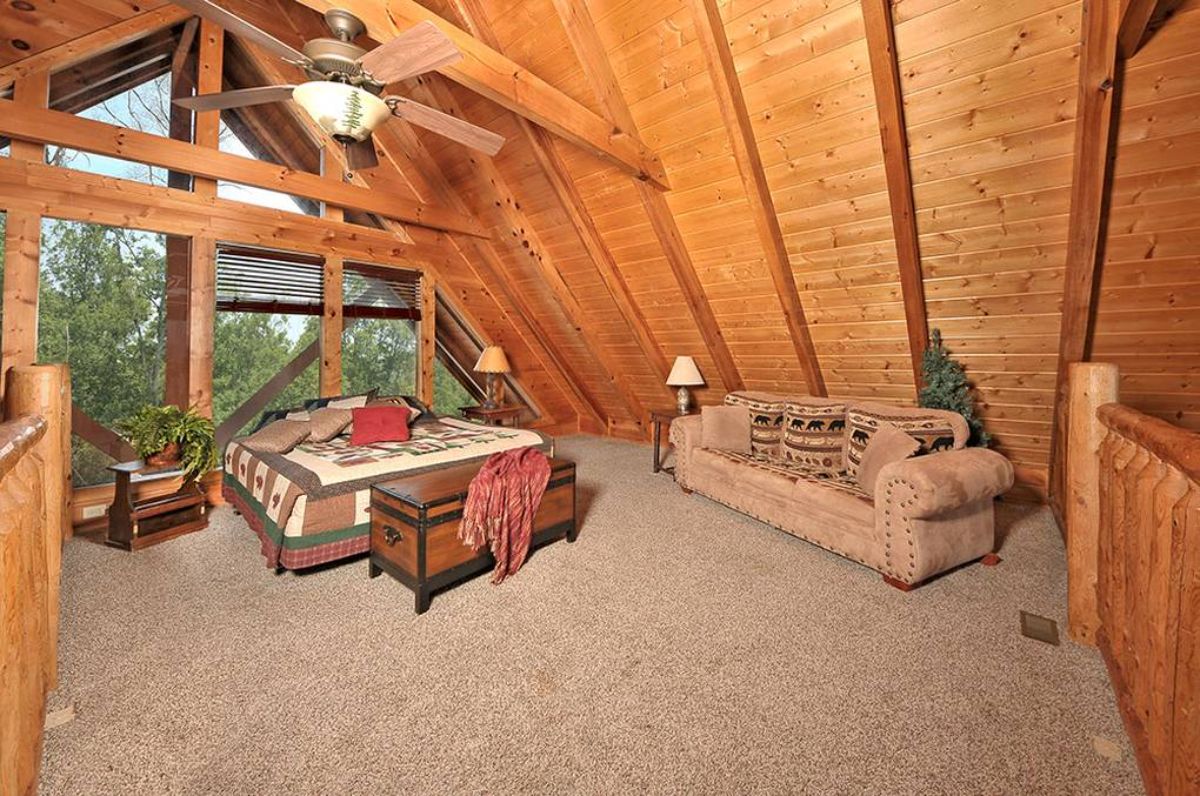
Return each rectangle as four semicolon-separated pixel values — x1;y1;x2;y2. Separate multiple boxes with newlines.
482;373;499;410
676;386;691;415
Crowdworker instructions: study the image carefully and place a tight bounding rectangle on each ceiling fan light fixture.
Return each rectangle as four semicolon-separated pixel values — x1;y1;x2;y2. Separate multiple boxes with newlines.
292;81;389;143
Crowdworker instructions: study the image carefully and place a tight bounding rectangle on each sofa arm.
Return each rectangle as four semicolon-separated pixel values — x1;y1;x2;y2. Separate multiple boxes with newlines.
876;448;1014;520
668;414;703;489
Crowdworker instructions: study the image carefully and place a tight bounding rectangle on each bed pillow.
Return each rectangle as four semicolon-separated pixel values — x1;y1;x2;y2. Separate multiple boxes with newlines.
369;395;426;425
350;405;412;446
307;407;353;443
305;388;378;411
700;405;751;453
855;423;921;498
243;419;311;454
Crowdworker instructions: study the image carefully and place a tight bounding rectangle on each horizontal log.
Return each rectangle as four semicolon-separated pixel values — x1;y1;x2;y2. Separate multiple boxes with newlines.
0;416;47;481
1098;402;1200;482
0;100;486;238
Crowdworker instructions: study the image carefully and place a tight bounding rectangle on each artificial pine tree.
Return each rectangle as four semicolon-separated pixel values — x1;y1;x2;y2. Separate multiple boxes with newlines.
918;328;990;447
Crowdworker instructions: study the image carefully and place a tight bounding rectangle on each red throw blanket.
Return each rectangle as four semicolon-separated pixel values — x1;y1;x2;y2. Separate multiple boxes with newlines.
459;447;552;583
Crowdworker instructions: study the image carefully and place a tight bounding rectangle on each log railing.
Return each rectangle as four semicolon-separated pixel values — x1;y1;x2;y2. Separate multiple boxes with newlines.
1068;361;1199;795
0;415;52;796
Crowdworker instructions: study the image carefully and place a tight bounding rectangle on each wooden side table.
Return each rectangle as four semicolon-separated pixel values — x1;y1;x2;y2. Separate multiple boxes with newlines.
106;461;208;551
460;405;522;427
650;408;697;474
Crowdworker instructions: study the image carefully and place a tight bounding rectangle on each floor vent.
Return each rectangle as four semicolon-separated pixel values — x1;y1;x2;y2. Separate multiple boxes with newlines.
1019;611;1060;645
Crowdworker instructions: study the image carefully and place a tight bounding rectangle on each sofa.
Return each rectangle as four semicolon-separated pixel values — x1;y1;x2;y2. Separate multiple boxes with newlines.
669;391;1014;590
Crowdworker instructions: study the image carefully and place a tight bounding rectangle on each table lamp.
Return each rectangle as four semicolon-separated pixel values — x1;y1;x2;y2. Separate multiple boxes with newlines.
474;345;511;409
667;356;704;415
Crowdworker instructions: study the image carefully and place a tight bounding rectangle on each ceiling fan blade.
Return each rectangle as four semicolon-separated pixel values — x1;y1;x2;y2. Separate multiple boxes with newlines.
170;0;308;63
174;85;296;112
359;21;462;84
388;97;504;156
345;137;380;171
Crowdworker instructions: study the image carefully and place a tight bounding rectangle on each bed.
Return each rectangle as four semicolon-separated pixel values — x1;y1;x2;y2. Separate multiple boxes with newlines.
222;416;553;570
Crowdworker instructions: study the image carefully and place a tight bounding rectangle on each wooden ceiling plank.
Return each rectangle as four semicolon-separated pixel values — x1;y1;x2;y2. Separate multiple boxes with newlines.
548;0;745;394
860;0;929;394
1049;0;1123;511
448;0;674;400
0;6;192;90
286;0;669;190
0;99;486;237
238;30;590;427
690;0;826;397
409;72;649;433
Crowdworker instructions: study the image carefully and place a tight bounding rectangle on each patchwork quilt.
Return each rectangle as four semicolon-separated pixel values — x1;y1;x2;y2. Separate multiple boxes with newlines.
222;417;552;569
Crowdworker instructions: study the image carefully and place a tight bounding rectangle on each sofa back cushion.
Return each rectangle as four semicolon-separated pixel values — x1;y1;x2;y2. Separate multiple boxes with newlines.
723;391;788;457
780;399;846;474
843;402;968;479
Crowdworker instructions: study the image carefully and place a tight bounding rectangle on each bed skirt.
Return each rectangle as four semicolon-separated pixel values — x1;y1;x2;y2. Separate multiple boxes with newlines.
222;481;369;570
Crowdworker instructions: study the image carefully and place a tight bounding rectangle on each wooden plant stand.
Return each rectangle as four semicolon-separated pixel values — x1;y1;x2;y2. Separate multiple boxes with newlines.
105;461;208;551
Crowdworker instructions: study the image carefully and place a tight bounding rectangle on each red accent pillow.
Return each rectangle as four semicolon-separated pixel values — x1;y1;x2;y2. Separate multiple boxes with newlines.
349;405;411;446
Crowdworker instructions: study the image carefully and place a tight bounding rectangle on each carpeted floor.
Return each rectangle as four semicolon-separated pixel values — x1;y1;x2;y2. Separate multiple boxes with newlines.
42;435;1141;795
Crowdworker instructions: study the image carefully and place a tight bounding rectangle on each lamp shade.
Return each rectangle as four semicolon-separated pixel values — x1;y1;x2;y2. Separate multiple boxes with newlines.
666;356;704;386
474;345;511;374
292;81;391;143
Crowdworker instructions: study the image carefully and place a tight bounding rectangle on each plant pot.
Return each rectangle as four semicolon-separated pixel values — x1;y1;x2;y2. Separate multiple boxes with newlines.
146;441;182;468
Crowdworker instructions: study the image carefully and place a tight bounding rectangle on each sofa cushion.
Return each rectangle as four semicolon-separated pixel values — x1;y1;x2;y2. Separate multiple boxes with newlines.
723;391;789;457
843;402;968;479
856;422;921;497
701;405;751;453
781;399;846;474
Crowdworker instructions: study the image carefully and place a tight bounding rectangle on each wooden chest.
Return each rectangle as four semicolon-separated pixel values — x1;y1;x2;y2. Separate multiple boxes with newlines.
368;457;576;613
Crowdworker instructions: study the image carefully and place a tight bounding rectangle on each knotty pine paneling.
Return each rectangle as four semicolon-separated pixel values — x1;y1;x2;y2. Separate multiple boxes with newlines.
895;0;1083;486
1093;0;1200;434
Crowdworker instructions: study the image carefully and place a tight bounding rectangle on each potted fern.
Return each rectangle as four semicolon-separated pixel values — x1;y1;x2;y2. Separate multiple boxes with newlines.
120;405;218;482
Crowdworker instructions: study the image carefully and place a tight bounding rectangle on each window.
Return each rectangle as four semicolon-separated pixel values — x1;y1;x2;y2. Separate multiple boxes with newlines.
341;263;421;397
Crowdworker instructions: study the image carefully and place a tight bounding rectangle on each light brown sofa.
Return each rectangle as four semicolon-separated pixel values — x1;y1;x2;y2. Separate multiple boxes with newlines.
669;391;1014;590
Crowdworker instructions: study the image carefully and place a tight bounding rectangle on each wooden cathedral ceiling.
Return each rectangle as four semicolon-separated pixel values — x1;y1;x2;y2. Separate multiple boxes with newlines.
3;0;1198;497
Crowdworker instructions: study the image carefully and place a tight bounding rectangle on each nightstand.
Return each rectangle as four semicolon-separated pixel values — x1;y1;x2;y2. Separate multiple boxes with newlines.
650;407;698;474
460;405;523;427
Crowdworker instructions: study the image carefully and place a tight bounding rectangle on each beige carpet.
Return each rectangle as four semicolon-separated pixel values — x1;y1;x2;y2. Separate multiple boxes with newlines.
42;435;1142;795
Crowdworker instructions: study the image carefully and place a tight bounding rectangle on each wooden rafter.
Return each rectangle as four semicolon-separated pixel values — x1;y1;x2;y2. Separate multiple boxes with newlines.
215;343;319;448
0;157;452;268
1117;0;1170;56
0;101;486;237
547;0;745;394
287;0;669;189
408;72;649;432
690;0;826;397
1050;0;1123;511
860;0;929;392
71;405;136;462
0;6;192;89
447;0;673;398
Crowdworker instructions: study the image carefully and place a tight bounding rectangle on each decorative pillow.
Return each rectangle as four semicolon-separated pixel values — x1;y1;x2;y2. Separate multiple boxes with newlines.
307;407;353;443
305;389;378;411
856;422;921;497
243;419;311;454
844;407;959;479
700;405;751;453
369;395;425;425
349;405;411;446
780;400;846;474
723;391;787;458
284;410;311;422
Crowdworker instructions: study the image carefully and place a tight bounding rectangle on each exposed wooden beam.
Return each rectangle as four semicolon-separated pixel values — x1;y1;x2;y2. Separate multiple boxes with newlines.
215;342;319;449
0;157;453;269
411;73;649;432
690;0;826;397
860;0;929;392
0;100;487;237
0;6;192;90
418;274;436;408
320;148;344;398
1050;0;1122;509
1;72;49;405
1117;0;1167;56
288;0;669;189
548;0;744;394
448;0;673;400
71;404;137;463
165;41;196;410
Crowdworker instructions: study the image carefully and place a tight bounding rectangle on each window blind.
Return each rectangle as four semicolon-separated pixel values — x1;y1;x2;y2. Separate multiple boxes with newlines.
215;244;324;315
343;262;422;320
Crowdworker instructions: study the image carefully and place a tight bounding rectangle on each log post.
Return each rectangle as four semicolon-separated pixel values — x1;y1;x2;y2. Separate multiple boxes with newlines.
418;274;436;408
4;364;68;690
320;146;344;398
1066;361;1119;645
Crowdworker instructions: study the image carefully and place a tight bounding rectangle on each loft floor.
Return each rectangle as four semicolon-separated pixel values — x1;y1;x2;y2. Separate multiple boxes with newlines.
43;435;1139;794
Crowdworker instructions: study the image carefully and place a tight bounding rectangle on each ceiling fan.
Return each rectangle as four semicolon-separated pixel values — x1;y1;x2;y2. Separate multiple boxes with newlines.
170;0;505;170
